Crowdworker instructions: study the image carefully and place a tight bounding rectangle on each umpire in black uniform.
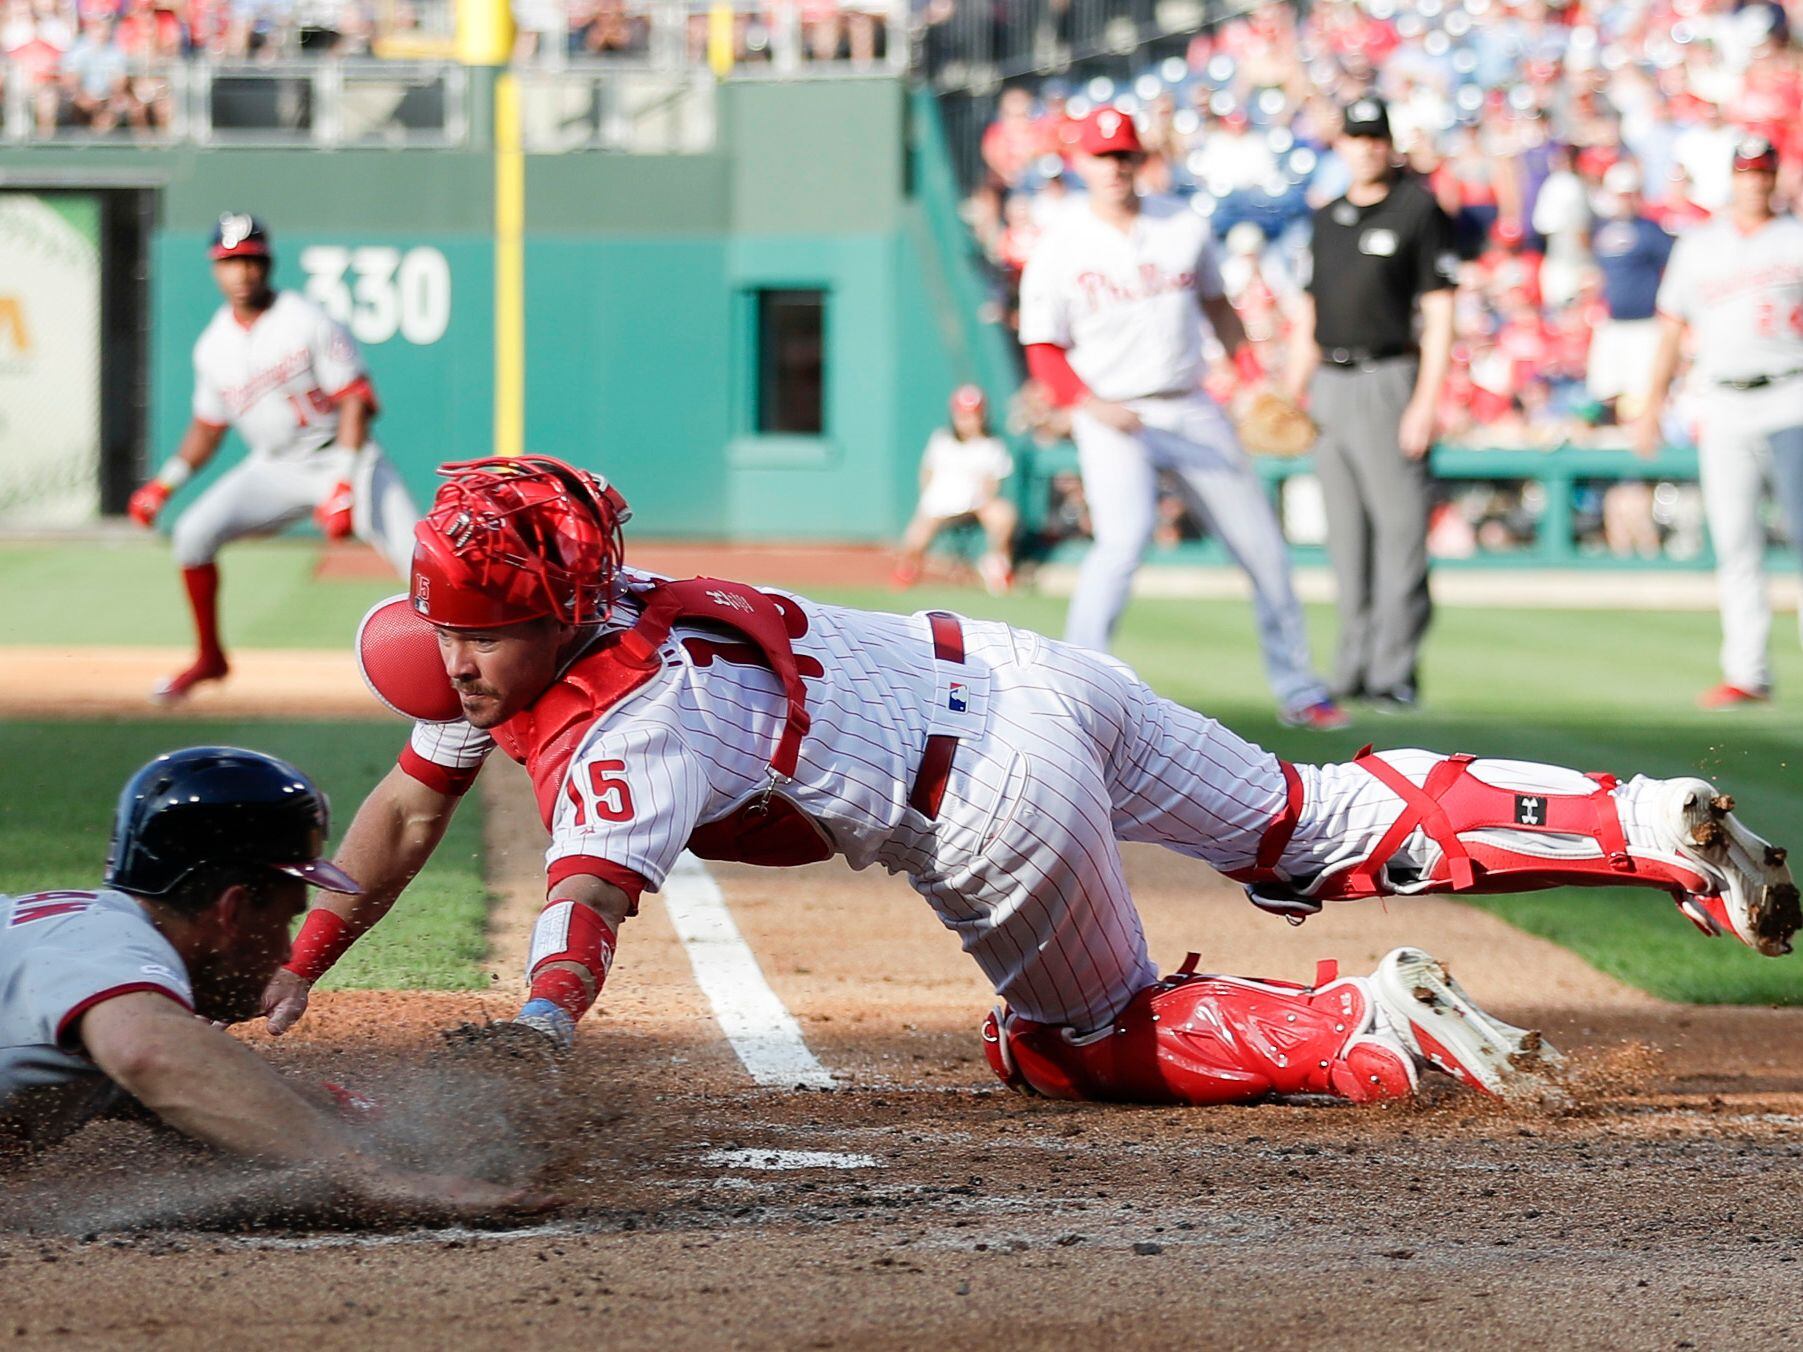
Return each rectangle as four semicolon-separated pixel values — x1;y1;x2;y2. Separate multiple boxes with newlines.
1285;98;1458;711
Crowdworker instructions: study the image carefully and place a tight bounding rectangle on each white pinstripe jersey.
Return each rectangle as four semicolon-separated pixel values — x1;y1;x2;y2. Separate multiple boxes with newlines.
1017;195;1227;401
408;580;989;891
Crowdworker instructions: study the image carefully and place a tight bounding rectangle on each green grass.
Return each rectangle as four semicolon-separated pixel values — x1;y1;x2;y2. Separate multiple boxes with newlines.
0;720;489;991
0;539;401;650
6;538;1801;1002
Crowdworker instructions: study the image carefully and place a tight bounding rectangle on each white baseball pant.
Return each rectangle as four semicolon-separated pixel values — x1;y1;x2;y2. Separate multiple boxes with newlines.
1694;382;1803;692
889;620;1654;1033
1063;391;1327;712
170;442;420;575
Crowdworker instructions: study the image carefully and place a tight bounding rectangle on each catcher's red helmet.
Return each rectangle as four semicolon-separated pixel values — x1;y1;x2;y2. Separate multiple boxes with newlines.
410;455;631;629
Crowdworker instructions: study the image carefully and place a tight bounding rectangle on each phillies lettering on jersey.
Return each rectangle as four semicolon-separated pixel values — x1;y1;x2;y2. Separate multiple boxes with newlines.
1656;215;1803;383
1019;195;1227;401
192;290;374;457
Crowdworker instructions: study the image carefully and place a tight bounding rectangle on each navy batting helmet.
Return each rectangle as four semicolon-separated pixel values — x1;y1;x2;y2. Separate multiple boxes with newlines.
209;212;271;261
105;747;360;900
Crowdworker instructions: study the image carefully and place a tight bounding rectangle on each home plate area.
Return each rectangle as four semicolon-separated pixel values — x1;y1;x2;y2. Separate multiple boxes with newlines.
6;841;1803;1347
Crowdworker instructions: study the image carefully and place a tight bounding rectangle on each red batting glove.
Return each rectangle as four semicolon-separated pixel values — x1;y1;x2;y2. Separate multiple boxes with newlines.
128;480;171;527
315;480;355;539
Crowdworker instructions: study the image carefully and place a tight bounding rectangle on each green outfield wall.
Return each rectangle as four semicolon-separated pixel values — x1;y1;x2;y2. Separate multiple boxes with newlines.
0;78;969;541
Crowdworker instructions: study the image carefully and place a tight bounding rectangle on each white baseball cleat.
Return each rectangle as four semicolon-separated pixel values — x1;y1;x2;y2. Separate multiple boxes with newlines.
1369;947;1565;1102
1647;778;1799;957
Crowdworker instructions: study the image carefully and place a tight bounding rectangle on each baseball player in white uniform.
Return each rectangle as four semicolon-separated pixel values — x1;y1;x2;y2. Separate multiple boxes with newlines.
0;744;549;1215
261;456;1798;1111
1635;136;1803;708
127;213;420;703
1018;109;1344;731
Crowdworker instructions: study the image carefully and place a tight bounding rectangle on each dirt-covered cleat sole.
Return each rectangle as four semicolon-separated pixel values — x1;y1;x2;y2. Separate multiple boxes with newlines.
1661;778;1800;957
1371;947;1565;1102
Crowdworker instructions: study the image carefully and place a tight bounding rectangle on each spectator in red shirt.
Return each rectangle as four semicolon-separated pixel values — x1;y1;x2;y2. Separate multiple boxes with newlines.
982;87;1048;190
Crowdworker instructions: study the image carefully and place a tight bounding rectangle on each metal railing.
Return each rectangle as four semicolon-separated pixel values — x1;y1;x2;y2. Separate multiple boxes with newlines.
3;60;470;148
515;67;715;152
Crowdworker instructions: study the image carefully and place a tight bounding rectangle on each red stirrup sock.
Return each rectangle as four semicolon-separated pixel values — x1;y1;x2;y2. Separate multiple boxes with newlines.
181;563;224;662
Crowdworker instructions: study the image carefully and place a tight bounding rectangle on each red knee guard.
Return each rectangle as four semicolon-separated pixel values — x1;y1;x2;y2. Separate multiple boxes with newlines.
1309;752;1710;901
981;957;1417;1107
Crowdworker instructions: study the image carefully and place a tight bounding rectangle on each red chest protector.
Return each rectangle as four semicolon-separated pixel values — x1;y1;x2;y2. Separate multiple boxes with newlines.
492;577;832;868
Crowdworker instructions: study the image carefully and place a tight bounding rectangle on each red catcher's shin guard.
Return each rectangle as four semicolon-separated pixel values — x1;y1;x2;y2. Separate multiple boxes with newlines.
1314;752;1711;901
981;958;1416;1107
181;563;225;662
525;900;616;1022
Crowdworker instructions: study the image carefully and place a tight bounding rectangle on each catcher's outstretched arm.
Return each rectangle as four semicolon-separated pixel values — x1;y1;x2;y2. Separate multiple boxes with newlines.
320;763;461;926
263;765;462;1033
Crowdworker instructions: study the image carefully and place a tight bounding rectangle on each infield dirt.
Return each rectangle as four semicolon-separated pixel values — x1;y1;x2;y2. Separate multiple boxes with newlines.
5;665;1803;1349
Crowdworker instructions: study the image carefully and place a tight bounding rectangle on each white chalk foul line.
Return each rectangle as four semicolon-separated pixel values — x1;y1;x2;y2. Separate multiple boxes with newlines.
662;851;835;1090
700;1148;878;1171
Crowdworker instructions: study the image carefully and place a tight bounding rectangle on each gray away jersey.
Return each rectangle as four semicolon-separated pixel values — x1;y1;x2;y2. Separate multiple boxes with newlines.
0;888;192;1147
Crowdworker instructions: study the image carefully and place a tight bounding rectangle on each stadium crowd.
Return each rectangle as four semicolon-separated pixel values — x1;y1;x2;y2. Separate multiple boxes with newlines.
0;1;894;135
964;0;1801;558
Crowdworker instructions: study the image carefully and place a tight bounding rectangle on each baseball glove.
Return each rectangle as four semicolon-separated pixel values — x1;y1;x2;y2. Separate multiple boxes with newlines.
1236;389;1318;458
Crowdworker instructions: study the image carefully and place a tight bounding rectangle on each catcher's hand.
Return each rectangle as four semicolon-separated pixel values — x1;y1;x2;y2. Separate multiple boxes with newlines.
1235;389;1318;458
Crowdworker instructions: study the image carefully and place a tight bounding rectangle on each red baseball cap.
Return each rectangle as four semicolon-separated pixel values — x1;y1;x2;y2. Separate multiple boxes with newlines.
1732;134;1779;173
1078;107;1143;156
950;384;986;412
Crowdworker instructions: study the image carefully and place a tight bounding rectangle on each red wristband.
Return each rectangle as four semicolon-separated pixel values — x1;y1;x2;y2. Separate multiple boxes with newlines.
286;909;361;984
1234;345;1265;384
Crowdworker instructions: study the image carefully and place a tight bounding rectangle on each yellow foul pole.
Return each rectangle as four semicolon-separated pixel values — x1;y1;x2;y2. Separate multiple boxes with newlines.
458;0;524;457
493;71;525;458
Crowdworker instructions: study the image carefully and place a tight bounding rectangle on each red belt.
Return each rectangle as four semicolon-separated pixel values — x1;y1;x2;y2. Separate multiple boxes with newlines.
908;611;963;820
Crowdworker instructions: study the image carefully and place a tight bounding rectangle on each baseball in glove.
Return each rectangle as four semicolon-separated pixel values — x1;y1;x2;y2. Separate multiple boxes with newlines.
1235;389;1318;458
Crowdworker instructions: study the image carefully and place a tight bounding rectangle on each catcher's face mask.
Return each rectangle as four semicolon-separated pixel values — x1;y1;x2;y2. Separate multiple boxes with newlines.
410;456;630;629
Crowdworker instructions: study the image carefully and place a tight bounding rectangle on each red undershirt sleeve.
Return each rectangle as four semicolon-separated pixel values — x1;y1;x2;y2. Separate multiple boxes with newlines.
1025;343;1092;408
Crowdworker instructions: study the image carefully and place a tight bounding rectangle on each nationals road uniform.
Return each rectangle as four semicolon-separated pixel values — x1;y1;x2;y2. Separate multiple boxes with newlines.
174;291;417;571
1018;197;1327;714
1656;214;1803;693
400;580;1432;1031
0;889;193;1147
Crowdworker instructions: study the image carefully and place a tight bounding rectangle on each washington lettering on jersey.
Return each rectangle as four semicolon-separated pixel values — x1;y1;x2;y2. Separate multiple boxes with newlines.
1656;215;1803;383
192;290;372;458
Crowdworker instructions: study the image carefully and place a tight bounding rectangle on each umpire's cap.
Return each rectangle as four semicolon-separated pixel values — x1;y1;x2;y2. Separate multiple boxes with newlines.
106;747;360;900
209;212;272;261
